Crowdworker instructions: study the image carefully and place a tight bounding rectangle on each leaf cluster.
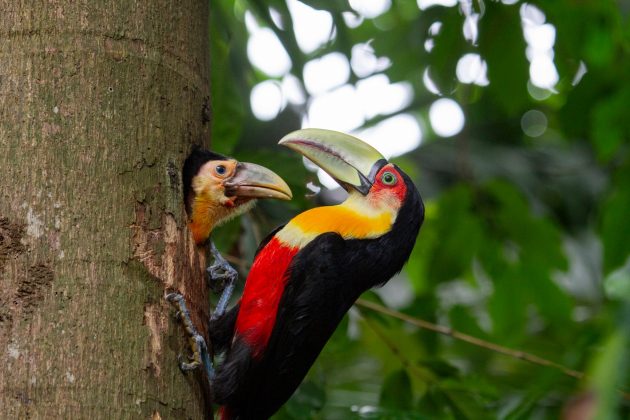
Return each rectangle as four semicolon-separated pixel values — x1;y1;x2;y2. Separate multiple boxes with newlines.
210;1;630;418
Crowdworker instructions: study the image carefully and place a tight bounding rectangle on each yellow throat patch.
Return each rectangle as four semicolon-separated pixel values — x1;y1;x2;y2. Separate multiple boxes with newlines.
276;193;397;249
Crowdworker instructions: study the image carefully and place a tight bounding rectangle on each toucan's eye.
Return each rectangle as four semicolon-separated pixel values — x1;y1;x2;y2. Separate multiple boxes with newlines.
215;165;227;176
381;171;397;186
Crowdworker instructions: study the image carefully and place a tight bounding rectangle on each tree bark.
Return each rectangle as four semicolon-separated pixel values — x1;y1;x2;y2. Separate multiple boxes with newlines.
0;1;213;418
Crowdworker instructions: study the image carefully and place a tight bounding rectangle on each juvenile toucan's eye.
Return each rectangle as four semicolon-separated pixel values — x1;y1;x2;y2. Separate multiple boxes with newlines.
381;171;397;186
215;165;227;176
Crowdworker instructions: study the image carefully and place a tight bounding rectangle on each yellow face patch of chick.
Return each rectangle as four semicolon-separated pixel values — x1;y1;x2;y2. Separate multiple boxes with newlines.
186;157;291;245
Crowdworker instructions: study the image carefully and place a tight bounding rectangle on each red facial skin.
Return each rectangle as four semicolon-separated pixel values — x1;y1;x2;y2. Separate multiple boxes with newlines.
368;164;408;209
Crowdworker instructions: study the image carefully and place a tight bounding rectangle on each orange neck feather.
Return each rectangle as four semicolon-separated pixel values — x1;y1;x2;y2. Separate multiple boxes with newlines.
188;194;255;245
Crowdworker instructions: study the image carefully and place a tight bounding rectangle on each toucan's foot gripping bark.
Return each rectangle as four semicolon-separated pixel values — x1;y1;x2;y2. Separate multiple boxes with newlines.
166;293;215;381
207;241;238;321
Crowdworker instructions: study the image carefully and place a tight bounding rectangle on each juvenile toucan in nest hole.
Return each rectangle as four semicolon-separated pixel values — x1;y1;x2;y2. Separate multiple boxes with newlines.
207;129;425;419
166;147;292;375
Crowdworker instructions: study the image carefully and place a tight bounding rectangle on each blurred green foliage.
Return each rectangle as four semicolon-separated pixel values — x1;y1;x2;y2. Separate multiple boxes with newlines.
209;0;630;418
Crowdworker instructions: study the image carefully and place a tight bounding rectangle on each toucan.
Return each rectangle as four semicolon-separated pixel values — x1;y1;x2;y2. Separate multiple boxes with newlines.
210;129;424;419
166;146;292;374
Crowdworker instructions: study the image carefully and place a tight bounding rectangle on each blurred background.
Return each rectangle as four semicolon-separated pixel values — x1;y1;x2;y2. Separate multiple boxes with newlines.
209;0;630;418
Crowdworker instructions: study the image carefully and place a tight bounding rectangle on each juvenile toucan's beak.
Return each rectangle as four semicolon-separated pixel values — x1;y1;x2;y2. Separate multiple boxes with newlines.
279;128;387;195
224;162;292;200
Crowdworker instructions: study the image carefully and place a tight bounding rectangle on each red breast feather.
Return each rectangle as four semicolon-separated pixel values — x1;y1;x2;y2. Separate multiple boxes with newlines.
234;237;298;358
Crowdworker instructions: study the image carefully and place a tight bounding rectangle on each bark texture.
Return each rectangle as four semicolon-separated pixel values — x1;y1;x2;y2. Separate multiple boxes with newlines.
0;1;212;418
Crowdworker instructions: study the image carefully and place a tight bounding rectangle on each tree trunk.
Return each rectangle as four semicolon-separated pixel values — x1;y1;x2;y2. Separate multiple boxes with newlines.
0;1;213;418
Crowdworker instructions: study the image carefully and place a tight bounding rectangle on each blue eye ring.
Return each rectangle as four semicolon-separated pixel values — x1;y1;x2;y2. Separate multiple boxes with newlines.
381;171;397;186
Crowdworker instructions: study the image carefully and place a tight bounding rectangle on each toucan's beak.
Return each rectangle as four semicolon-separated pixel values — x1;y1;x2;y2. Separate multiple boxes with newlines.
224;162;292;200
279;128;387;195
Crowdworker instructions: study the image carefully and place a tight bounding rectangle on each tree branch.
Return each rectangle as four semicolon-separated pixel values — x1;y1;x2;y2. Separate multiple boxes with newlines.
354;298;630;401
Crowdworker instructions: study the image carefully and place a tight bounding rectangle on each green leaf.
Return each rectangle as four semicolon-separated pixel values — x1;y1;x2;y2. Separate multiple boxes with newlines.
590;87;630;161
588;311;630;420
424;9;466;94
583;24;616;68
503;369;564;420
482;181;572;329
478;4;530;116
437;379;492;419
427;186;484;283
404;200;438;295
210;0;247;155
380;369;414;410
284;380;326;419
601;167;630;273
487;268;527;339
604;264;630;302
448;305;489;340
354;407;432;419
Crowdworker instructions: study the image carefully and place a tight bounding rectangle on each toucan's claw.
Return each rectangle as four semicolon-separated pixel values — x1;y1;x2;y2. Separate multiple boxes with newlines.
206;262;238;292
207;241;239;320
166;293;215;381
178;353;201;372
